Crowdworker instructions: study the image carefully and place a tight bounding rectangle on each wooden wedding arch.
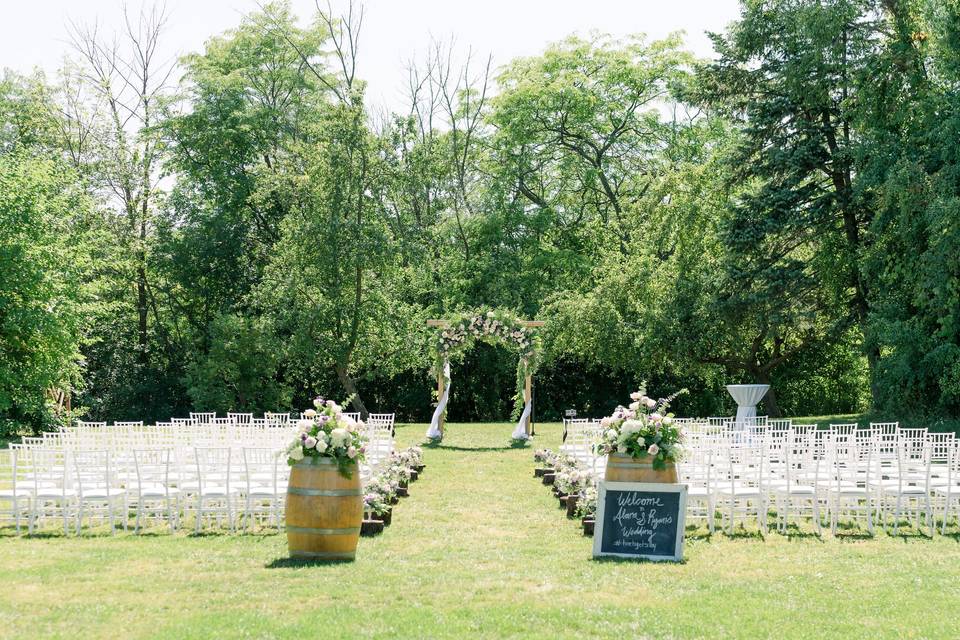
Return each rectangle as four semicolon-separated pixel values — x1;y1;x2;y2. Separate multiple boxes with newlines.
426;315;544;439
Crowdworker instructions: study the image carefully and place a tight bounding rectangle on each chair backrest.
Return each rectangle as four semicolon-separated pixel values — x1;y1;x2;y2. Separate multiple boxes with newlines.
242;448;279;491
190;412;217;424
0;449;16;493
897;436;930;485
829;423;857;436
929;432;955;466
227;413;253;424
28;448;70;494
133;449;171;491
264;412;290;425
194;447;232;491
72;449;114;497
76;420;107;429
113;421;144;428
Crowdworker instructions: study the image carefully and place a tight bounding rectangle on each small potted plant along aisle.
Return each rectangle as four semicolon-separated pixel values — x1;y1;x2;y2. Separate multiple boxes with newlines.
597;386;686;483
284;397;367;561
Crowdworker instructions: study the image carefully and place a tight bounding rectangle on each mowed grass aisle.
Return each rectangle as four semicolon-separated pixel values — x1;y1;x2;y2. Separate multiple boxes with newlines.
2;423;960;639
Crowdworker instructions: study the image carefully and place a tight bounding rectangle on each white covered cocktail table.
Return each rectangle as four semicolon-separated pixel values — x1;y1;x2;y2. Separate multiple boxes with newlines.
726;384;770;424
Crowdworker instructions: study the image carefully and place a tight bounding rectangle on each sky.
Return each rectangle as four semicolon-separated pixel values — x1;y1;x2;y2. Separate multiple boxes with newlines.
0;0;742;113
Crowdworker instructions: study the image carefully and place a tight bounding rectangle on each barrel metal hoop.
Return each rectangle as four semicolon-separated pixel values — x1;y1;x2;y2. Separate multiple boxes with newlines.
295;457;359;468
286;525;361;535
289;551;357;560
287;487;362;497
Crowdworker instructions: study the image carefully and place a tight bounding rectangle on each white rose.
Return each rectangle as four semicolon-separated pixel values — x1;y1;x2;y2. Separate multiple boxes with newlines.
645;398;657;409
330;428;349;447
315;440;328;453
630;391;642;401
347;446;357;459
629;401;640;411
304;436;317;449
289;447;304;461
304;409;317;418
605;429;618;440
297;419;312;432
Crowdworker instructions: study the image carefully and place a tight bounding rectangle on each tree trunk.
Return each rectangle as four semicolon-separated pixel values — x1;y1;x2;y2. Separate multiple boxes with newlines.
335;363;369;419
752;368;782;418
137;264;149;363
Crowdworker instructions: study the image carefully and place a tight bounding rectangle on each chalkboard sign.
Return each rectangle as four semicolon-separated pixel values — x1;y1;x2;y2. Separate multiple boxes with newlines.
593;482;687;561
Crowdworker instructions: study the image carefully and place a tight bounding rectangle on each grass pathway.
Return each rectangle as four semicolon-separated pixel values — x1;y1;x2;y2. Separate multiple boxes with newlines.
2;423;960;638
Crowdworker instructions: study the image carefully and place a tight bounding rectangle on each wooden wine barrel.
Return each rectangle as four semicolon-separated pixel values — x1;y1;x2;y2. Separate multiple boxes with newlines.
286;458;362;560
605;453;678;483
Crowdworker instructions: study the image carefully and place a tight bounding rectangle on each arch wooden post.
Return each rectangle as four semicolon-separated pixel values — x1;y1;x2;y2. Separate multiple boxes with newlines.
437;369;446;437
524;373;533;436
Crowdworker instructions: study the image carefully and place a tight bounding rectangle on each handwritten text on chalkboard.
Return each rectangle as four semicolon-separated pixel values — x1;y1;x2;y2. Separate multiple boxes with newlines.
593;482;687;561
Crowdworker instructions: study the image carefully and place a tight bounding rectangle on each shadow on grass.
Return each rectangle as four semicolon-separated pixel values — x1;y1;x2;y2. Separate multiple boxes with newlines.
591;555;688;565
265;556;355;569
429;445;518;452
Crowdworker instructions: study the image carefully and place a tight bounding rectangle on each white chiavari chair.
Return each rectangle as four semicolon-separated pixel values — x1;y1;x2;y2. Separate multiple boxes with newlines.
933;439;960;534
241;448;285;530
681;433;716;532
716;436;768;534
880;436;933;536
0;449;31;533
28;448;74;535
824;431;873;535
132;448;180;532
73;449;127;535
771;429;820;534
228;413;253;425
193;447;239;532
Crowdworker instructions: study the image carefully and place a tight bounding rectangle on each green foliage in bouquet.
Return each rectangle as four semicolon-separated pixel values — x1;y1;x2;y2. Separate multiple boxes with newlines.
595;385;688;470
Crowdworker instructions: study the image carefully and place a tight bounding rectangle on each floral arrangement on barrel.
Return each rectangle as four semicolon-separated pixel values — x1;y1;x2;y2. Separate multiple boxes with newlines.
595;385;688;470
284;396;367;478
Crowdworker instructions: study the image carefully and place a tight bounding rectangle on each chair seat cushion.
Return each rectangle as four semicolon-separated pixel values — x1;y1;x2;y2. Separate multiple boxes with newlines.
774;485;816;495
81;488;126;499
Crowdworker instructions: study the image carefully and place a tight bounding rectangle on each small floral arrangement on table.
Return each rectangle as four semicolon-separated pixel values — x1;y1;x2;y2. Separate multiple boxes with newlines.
284;395;367;478
595;385;687;470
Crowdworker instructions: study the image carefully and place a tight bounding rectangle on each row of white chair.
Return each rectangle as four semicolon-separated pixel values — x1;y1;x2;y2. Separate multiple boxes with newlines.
1;413;399;535
0;447;286;534
681;426;959;535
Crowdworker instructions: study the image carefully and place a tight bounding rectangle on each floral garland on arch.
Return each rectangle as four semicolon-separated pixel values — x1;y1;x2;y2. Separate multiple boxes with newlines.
428;310;541;439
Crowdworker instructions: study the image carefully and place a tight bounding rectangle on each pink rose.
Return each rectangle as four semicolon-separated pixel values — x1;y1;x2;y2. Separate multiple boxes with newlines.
647;443;660;456
347;446;357;459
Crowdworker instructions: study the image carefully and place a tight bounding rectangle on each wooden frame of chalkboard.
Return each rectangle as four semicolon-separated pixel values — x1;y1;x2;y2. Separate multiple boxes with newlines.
592;482;688;562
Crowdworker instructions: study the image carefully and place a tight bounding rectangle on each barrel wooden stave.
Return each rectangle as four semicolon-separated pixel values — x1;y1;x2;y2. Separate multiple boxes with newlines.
604;453;678;484
286;458;362;560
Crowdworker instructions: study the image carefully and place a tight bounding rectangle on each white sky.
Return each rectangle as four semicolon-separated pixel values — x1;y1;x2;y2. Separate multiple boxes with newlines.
1;0;741;113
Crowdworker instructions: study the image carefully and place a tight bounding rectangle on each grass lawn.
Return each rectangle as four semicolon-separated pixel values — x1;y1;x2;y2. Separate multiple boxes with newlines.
2;422;960;639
